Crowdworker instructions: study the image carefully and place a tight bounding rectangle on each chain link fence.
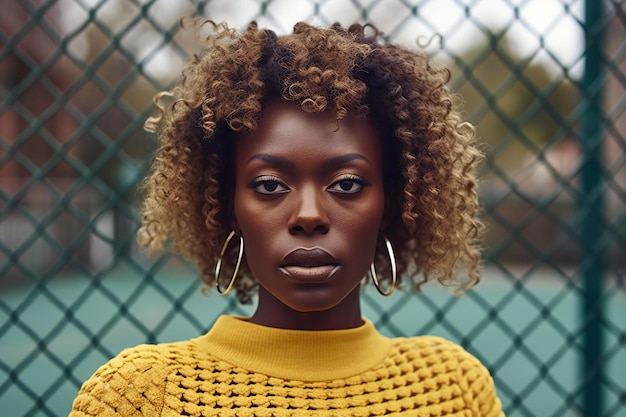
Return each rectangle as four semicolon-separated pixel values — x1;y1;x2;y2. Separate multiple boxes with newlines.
1;0;625;416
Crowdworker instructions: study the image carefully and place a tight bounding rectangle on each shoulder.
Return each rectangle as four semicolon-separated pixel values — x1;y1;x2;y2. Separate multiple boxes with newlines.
384;335;484;382
390;334;481;367
397;336;496;388
389;335;504;417
69;338;207;417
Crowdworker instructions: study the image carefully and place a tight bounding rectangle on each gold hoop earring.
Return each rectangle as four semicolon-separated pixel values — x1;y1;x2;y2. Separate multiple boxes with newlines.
370;235;397;296
215;231;244;295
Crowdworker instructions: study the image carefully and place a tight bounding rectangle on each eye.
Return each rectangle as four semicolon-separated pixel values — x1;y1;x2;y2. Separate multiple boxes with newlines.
248;176;290;195
327;175;370;194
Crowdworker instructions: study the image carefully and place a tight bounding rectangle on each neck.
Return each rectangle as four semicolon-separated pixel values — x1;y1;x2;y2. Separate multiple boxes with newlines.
201;316;392;381
250;286;363;330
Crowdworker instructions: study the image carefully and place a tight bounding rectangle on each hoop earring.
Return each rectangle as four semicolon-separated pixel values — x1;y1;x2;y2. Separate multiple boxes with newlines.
215;231;244;295
370;235;397;296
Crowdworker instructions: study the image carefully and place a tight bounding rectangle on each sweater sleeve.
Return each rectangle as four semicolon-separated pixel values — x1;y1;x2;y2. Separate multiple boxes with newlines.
457;351;505;417
68;346;170;417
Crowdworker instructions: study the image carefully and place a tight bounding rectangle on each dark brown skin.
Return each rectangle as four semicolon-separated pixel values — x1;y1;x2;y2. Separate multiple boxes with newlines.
140;23;485;301
232;100;385;330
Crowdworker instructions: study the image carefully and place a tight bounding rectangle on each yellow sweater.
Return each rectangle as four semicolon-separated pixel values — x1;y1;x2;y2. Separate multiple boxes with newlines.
69;316;504;416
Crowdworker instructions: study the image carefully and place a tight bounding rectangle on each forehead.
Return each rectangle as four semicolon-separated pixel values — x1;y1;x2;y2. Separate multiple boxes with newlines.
236;101;382;161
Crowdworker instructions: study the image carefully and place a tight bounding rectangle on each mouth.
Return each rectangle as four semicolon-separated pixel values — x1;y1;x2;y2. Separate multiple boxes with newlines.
280;248;340;283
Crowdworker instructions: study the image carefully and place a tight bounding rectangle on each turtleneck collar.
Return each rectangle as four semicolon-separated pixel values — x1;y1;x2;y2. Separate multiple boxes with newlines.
197;315;392;382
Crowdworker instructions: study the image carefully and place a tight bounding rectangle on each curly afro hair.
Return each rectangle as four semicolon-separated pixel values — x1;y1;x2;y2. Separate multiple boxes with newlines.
137;21;484;303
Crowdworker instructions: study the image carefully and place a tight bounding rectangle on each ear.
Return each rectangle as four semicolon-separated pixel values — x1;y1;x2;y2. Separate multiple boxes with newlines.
230;216;240;234
228;194;240;233
380;191;396;232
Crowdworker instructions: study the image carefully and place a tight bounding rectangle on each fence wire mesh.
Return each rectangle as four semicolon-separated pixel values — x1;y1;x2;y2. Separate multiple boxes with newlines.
1;1;625;416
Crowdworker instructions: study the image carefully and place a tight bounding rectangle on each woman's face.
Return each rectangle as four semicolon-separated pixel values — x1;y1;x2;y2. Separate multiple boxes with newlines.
233;100;385;317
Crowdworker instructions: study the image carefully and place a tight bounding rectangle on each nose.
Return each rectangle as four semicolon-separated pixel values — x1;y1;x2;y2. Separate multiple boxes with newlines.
288;186;330;235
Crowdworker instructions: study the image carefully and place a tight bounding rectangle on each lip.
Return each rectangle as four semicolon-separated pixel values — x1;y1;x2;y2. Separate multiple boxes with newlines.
280;248;340;283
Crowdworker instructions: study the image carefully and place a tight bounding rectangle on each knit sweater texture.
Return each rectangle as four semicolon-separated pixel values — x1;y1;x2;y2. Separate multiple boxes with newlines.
69;316;504;416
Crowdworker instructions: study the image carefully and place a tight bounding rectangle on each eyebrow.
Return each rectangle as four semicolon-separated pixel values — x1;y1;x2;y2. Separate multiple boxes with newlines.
322;153;371;169
247;153;297;169
247;153;370;169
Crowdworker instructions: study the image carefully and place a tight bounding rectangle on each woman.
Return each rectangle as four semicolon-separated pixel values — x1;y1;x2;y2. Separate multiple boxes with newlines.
69;21;504;416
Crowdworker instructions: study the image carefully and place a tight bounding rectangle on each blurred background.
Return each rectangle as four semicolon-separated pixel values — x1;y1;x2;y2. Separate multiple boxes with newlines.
0;0;624;416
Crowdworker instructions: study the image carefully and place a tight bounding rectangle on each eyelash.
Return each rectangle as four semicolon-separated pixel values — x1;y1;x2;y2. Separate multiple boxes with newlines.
327;175;370;194
247;176;289;195
247;175;370;195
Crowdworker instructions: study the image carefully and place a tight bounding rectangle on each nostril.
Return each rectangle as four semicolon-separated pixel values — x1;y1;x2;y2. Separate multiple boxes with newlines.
314;224;329;234
289;222;329;235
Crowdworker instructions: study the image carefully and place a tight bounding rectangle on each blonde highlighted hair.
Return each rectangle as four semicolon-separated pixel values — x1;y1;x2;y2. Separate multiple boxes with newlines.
138;21;484;303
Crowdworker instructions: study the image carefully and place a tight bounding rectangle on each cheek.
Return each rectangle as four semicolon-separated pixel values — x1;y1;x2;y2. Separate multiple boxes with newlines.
235;193;270;236
339;193;385;243
359;188;385;226
233;193;283;262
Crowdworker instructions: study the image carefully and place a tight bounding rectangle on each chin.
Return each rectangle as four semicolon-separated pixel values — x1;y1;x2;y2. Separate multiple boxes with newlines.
279;286;356;314
283;297;342;313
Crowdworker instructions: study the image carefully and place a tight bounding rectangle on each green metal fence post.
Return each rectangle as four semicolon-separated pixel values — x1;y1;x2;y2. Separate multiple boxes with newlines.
580;1;606;416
